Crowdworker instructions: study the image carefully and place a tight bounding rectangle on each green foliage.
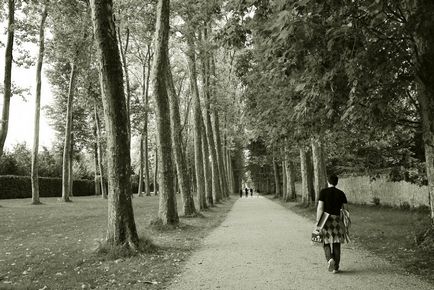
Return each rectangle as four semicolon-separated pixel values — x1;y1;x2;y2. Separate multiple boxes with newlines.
0;142;95;178
0;143;32;176
220;0;427;182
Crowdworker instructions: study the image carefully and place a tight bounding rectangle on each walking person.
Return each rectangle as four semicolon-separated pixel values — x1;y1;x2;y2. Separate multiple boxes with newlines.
239;189;243;198
250;188;253;197
315;174;348;273
244;187;249;197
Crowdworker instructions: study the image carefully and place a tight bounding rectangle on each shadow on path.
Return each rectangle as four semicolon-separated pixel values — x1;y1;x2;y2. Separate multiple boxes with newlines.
168;196;433;290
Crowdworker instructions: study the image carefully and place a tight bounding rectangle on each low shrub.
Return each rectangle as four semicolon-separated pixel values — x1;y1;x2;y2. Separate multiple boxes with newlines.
0;175;96;199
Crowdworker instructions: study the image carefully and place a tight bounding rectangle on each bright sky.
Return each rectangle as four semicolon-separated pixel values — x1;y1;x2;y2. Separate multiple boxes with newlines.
0;41;55;151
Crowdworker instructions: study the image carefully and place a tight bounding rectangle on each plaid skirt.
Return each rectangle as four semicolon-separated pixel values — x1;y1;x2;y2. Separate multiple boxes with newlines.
322;214;345;244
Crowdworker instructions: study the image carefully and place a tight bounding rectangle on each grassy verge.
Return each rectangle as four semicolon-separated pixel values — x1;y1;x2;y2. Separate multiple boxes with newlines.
0;195;236;289
268;195;434;285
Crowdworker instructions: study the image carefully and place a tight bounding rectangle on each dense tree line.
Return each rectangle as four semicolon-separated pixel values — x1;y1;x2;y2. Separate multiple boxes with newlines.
219;0;434;223
0;0;242;250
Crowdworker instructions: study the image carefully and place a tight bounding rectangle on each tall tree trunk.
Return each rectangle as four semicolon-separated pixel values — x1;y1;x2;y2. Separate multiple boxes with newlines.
153;145;158;195
311;137;327;204
272;155;281;197
143;51;152;197
226;150;234;194
282;160;287;200
414;1;434;224
69;136;74;197
300;146;314;206
199;27;222;203
166;59;196;215
144;125;150;196
151;0;178;225
222;124;231;196
61;62;77;202
201;127;212;207
118;25;132;154
31;2;47;205
135;53;149;199
90;0;139;249
93;125;101;196
94;103;107;199
212;111;228;198
137;135;144;196
186;32;205;210
0;0;14;158
285;157;296;202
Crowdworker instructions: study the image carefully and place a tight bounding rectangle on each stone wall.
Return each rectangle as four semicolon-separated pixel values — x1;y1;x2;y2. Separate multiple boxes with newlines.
295;176;429;208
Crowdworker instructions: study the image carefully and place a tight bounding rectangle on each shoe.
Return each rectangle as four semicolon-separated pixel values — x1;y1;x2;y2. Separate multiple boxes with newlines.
332;269;340;274
327;259;335;272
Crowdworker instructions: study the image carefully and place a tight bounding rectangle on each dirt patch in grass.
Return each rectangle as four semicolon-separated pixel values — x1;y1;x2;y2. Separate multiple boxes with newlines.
269;196;434;286
0;195;236;289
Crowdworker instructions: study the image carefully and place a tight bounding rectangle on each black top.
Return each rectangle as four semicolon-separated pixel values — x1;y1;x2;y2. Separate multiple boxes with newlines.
318;187;348;216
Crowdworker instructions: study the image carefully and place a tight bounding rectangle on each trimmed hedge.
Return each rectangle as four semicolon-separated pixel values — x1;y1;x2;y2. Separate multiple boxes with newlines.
0;175;95;199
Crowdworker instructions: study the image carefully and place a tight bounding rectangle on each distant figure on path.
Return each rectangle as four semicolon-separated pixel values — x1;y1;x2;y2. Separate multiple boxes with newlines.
250;188;253;196
316;174;348;274
245;187;249;197
239;189;243;198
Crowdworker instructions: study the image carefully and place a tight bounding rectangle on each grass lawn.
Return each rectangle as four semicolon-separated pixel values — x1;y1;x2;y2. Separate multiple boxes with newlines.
0;195;236;289
272;196;434;285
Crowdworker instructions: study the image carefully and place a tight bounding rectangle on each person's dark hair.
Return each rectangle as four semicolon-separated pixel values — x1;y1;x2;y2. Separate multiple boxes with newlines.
328;174;338;186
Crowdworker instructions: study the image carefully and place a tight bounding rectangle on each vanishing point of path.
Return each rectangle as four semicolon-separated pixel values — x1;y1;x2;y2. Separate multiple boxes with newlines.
168;196;433;290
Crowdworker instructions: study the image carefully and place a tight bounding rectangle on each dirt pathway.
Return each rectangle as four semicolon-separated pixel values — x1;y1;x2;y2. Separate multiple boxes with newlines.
168;196;433;290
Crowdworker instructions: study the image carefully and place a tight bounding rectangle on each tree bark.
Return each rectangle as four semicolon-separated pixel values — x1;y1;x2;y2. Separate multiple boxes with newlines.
300;146;314;206
138;51;151;196
226;150;235;195
154;145;158;195
311;137;327;204
166;58;197;215
138;57;150;196
272;155;281;197
69;136;74;197
212;111;228;198
199;27;222;203
61;62;77;202
143;50;152;197
90;0;139;248
0;0;14;158
222;124;231;197
118;25;132;155
150;0;179;225
186;32;206;210
413;0;434;224
94;102;107;199
201;126;212;207
137;134;144;196
93;125;101;196
285;157;296;202
31;2;47;205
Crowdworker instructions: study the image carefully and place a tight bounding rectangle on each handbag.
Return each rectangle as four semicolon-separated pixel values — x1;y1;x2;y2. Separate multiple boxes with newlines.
311;212;330;244
311;229;324;243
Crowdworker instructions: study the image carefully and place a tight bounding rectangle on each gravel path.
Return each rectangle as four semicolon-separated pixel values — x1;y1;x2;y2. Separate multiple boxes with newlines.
168;196;433;290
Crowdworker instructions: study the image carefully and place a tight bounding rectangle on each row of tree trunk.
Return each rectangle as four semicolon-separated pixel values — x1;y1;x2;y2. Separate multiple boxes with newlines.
271;137;327;206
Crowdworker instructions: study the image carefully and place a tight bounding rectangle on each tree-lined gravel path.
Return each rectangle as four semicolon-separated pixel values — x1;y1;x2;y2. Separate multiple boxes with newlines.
168;196;433;290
